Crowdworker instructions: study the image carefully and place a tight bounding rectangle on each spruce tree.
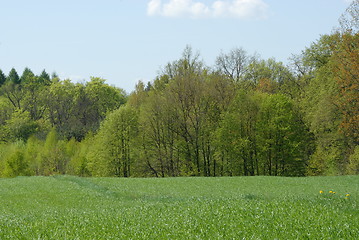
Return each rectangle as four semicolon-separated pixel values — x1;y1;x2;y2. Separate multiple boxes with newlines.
0;69;6;86
7;68;20;84
38;70;51;85
20;67;35;84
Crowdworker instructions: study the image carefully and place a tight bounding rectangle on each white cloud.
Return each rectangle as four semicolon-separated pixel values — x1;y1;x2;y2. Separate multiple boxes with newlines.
148;0;211;18
147;0;162;16
147;0;269;19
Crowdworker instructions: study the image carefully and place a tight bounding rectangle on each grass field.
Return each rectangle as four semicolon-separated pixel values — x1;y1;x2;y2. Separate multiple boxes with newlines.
0;175;358;239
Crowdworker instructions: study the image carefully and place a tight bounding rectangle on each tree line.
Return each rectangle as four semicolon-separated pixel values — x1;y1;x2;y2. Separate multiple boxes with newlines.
0;2;358;177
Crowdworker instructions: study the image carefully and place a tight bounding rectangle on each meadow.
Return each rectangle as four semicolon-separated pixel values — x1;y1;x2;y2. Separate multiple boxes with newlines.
0;175;358;239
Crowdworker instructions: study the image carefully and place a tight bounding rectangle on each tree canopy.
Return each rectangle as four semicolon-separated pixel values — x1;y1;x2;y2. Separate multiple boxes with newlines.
0;5;357;177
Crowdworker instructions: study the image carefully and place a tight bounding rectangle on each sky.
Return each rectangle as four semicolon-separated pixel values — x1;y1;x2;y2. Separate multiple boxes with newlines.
0;0;353;93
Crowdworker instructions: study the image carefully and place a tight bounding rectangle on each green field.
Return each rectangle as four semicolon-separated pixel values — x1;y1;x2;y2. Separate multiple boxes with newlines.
0;176;358;239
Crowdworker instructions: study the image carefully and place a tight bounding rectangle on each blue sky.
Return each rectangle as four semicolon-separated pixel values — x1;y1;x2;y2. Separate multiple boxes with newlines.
0;0;352;93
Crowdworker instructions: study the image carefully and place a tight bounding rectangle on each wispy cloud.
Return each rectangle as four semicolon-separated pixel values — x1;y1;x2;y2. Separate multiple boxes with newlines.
147;0;269;20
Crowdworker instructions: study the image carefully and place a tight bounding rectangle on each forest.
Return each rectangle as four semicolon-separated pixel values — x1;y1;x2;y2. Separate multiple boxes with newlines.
0;3;358;178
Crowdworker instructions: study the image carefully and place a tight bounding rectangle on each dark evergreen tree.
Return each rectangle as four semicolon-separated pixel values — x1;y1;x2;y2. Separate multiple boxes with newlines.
0;69;6;86
20;67;35;84
38;70;51;85
7;68;20;84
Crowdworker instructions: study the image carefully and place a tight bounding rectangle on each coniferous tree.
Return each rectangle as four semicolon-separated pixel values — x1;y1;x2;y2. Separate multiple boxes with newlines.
20;68;35;84
0;69;6;86
38;70;51;85
7;68;20;84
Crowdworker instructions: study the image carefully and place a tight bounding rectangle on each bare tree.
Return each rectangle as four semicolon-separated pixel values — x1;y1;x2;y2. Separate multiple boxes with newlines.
339;0;358;33
215;47;257;83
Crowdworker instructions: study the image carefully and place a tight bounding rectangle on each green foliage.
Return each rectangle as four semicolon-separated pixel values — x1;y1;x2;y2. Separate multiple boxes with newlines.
347;146;359;174
302;34;335;69
86;77;127;118
1;142;29;177
245;59;286;85
216;91;259;176
330;33;359;145
0;13;357;178
0;96;13;133
23;136;43;175
46;80;78;138
67;136;91;176
37;128;68;175
4;110;39;142
3;149;28;177
138;90;182;177
43;77;127;140
257;94;310;176
0;81;23;110
88;106;138;177
217;92;311;177
300;33;356;175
